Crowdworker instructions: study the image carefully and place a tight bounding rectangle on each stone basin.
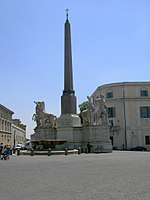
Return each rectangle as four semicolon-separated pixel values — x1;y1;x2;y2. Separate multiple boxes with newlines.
31;139;67;149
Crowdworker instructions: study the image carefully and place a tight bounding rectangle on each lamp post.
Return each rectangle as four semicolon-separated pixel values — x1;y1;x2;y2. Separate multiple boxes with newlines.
13;130;16;154
123;90;127;150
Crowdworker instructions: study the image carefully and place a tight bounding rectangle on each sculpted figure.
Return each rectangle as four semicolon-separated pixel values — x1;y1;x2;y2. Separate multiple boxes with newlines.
93;95;108;125
81;95;108;126
81;96;95;125
32;101;57;128
87;96;95;124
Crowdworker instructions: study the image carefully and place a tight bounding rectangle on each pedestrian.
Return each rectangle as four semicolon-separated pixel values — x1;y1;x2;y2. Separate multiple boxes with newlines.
87;142;92;153
5;145;10;160
0;143;4;157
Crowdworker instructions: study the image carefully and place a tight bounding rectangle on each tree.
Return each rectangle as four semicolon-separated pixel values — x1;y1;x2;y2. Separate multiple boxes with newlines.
78;101;89;123
79;101;88;112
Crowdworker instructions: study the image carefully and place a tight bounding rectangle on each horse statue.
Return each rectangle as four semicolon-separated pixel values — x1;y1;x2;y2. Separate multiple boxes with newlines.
32;101;57;128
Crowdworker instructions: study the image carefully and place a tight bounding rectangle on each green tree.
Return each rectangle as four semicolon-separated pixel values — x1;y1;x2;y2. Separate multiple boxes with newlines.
78;101;89;123
79;101;88;112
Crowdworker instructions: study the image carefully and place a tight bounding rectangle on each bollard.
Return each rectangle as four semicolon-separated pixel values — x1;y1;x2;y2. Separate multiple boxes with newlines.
31;149;34;156
65;147;68;156
17;149;20;156
100;145;104;152
10;149;12;155
85;147;88;154
78;147;81;155
48;148;51;156
13;148;16;154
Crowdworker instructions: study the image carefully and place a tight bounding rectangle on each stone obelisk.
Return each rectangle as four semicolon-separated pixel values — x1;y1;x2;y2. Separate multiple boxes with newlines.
61;10;76;114
57;10;81;130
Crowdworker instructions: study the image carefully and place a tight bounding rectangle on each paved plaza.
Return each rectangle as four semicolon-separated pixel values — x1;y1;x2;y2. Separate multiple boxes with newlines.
0;151;150;200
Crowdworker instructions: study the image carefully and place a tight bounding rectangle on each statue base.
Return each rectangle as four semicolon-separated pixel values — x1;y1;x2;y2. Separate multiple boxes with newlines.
82;125;112;153
57;114;81;127
56;114;82;150
30;127;63;150
31;127;57;141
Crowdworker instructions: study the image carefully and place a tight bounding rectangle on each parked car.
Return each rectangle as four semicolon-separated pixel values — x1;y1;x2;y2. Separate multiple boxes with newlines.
15;144;22;150
15;144;25;150
18;146;33;151
130;146;147;151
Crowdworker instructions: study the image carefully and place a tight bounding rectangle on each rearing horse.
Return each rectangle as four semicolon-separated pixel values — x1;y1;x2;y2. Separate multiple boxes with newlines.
32;101;57;128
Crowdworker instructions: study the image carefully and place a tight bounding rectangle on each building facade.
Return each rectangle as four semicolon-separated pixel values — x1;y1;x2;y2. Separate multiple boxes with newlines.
92;82;150;150
0;104;26;148
0;104;14;146
12;123;26;148
12;119;26;148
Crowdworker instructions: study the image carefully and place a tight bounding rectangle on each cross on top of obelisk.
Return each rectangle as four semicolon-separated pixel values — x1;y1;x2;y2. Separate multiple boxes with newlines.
65;8;69;20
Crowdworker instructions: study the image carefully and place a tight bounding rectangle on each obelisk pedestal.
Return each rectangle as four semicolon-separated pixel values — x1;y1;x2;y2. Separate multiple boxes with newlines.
57;114;82;149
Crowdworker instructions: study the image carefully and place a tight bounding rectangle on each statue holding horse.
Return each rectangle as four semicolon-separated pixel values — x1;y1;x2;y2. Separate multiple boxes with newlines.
92;95;108;125
81;95;108;126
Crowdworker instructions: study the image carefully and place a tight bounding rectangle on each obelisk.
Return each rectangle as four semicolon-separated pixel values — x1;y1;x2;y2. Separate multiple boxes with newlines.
57;10;81;129
61;9;77;114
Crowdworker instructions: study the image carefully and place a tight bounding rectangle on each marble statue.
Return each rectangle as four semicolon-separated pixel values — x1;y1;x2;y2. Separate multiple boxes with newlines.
81;95;108;126
32;101;57;128
81;96;95;125
93;95;108;125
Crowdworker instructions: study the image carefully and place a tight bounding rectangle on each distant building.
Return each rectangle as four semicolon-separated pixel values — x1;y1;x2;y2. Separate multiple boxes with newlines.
12;119;26;147
92;82;150;150
0;104;14;146
0;104;26;147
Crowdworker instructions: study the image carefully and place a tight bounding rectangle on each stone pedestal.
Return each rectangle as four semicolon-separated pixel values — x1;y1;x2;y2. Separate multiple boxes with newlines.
56;126;82;150
31;127;57;141
82;125;112;153
56;114;82;149
57;114;81;127
31;115;112;153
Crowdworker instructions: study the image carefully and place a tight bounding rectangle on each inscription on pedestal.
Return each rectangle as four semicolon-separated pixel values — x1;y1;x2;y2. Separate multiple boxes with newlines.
57;114;81;127
58;118;72;126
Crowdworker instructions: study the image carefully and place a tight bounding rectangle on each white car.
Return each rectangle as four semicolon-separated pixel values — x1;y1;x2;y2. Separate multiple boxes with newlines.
15;144;23;150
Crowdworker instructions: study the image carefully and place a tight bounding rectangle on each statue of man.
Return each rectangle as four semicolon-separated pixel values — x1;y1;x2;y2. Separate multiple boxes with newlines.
92;95;108;125
87;96;95;124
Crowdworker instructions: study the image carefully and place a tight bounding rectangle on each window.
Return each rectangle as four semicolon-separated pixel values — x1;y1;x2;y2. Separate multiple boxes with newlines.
106;91;113;99
140;90;148;97
140;106;150;118
108;107;116;118
145;136;150;145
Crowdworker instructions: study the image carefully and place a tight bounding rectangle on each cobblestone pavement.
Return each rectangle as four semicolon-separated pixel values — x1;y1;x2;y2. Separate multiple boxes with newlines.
0;151;150;200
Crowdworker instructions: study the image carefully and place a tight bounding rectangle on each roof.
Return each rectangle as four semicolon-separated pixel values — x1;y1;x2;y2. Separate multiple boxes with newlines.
0;104;14;115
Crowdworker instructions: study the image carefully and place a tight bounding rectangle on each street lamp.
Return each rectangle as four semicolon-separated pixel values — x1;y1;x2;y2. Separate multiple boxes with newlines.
14;130;16;148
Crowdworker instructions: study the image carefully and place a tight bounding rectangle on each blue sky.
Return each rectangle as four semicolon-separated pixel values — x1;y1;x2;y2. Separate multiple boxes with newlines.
0;0;150;138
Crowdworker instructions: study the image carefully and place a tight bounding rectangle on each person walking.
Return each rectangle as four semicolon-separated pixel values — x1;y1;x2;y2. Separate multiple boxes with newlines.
5;145;10;160
0;143;4;157
87;142;92;153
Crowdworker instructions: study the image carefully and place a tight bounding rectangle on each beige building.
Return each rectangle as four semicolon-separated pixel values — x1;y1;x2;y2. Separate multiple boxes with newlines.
0;104;26;148
12;119;26;147
92;82;150;150
0;104;14;146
